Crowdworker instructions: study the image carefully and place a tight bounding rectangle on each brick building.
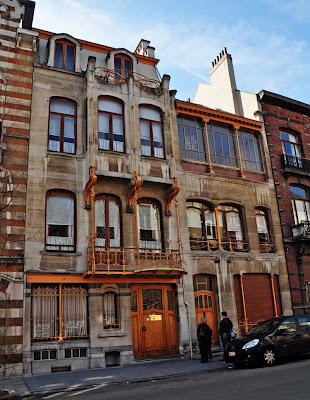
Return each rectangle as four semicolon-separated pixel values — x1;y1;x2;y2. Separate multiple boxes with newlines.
258;91;310;315
0;0;37;375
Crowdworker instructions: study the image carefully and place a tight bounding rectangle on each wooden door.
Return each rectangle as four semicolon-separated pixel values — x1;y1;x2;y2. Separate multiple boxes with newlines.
131;285;178;358
195;290;218;344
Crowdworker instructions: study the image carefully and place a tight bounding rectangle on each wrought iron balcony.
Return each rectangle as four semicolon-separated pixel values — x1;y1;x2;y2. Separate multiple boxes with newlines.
280;154;310;174
292;221;310;240
87;241;183;276
189;238;249;252
259;242;275;253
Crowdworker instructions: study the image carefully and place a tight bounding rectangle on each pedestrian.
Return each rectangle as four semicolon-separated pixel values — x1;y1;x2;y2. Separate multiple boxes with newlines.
197;317;212;363
219;311;233;360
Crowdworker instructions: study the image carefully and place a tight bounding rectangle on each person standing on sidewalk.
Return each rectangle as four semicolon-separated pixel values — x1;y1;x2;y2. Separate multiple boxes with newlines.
197;317;213;363
219;311;233;360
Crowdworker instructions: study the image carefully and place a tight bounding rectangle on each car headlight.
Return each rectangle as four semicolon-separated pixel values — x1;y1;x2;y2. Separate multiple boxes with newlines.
242;339;259;350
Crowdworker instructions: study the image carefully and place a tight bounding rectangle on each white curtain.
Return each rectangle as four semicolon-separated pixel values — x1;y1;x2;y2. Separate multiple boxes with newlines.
32;287;58;339
226;211;243;240
98;113;110;150
103;292;117;327
63;116;75;154
140;120;151;156
256;213;268;234
48;114;61;152
109;200;120;247
62;286;87;337
112;115;124;152
139;204;161;249
153;123;164;158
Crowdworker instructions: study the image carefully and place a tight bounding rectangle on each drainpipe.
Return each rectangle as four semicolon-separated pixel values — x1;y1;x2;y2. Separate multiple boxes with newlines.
184;300;193;359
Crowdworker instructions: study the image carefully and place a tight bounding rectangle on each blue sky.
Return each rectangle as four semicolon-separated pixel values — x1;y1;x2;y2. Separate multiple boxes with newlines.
34;0;310;103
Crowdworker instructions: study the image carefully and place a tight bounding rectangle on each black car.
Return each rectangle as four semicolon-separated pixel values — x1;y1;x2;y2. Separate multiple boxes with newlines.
226;315;310;367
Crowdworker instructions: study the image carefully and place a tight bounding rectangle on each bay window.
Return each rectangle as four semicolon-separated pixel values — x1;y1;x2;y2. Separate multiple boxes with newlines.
139;105;164;158
239;130;263;171
114;53;133;80
98;97;124;152
138;200;162;249
177;117;207;161
218;205;245;250
208;122;237;167
186;202;216;249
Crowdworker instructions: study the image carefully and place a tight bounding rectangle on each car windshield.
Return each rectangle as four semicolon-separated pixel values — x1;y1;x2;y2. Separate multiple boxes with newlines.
246;320;279;335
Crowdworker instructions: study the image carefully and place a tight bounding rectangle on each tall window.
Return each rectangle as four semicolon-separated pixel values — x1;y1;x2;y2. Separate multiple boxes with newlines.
239;131;263;171
98;97;124;152
54;40;75;71
32;285;87;340
103;291;119;329
48;98;76;154
255;208;273;252
281;131;302;159
138;200;162;249
46;191;75;252
208;122;237;167
186;202;216;250
139;105;164;158
177;117;207;161
114;54;133;80
218;205;245;250
95;195;121;248
290;186;310;224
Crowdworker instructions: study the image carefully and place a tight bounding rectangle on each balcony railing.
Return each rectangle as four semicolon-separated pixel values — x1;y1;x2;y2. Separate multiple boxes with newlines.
87;243;183;275
280;154;310;173
189;238;249;252
259;242;275;253
292;221;310;240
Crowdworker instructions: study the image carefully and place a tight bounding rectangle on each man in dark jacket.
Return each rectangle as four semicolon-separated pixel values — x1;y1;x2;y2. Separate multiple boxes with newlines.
219;311;233;360
197;317;212;363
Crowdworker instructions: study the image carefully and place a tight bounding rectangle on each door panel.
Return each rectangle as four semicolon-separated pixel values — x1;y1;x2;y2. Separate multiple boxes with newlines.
195;291;217;344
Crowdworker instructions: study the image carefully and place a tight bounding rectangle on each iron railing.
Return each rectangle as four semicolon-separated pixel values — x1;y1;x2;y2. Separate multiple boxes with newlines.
189;238;249;252
280;154;310;173
259;242;275;253
292;221;310;240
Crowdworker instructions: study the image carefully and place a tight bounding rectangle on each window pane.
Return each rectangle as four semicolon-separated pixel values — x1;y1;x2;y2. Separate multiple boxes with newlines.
153;123;164;158
48;114;61;152
98;98;123;114
140;120;151;156
62;286;87;337
112;115;124;152
50;99;75;115
103;292;118;327
290;186;307;200
139;203;161;249
109;200;120;247
95;199;105;247
63;116;75;154
98;113;110;151
54;42;63;69
32;286;58;339
187;208;202;239
204;209;216;239
66;45;75;71
139;106;161;122
239;131;263;171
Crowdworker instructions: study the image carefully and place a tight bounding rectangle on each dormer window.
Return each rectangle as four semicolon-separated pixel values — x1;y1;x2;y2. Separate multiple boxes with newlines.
54;40;75;71
114;54;133;80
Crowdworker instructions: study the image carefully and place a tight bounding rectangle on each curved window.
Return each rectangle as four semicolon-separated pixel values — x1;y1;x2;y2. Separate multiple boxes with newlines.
281;131;301;159
103;291;119;329
45;191;75;252
208;122;237;167
290;186;310;224
98;97;124;153
186;202;216;250
139;105;164;158
114;53;133;80
239;131;263;171
48;98;76;154
218;205;245;250
177;117;207;161
255;208;273;252
54;40;75;71
95;195;121;248
138;200;162;249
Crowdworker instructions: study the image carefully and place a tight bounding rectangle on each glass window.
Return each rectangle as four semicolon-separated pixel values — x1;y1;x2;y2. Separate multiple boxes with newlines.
46;191;75;252
255;208;273;251
54;40;75;71
281;131;302;159
193;275;213;292
297;316;310;329
290;186;310;224
48;98;76;154
95;195;121;248
139;106;164;158
103;291;119;329
114;54;133;80
239;131;263;172
208;122;237;167
187;202;216;250
218;205;245;250
98;97;124;153
177;117;207;161
138;201;162;249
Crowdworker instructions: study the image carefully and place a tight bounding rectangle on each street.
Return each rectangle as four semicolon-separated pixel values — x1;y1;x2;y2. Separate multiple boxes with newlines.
22;357;310;400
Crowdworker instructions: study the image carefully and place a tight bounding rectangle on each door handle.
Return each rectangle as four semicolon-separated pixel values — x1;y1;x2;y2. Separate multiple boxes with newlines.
142;326;146;332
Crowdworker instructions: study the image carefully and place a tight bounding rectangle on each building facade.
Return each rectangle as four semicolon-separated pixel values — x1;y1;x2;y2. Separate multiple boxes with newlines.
258;91;310;315
0;0;36;376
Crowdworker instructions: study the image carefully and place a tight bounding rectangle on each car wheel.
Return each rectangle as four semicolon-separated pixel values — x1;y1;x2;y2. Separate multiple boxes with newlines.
262;348;276;367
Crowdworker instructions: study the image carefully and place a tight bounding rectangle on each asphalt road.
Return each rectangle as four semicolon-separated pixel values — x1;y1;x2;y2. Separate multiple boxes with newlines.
22;357;310;400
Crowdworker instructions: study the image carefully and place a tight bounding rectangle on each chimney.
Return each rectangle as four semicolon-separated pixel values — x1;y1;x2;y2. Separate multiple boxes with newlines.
134;39;155;58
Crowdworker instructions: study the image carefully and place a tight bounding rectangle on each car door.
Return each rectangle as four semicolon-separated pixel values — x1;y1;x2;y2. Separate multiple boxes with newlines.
272;317;301;356
296;316;310;353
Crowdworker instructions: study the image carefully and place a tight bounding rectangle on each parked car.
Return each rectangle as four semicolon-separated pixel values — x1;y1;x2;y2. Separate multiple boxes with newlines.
226;315;310;367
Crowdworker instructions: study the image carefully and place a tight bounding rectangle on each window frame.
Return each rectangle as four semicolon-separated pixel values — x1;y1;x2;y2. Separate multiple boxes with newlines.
280;130;302;159
208;122;237;167
48;97;77;155
103;291;120;329
98;96;125;153
255;207;274;252
290;185;310;225
45;190;76;253
177;116;207;161
238;130;264;172
54;39;76;71
139;104;165;159
114;53;133;80
137;198;164;249
218;204;246;249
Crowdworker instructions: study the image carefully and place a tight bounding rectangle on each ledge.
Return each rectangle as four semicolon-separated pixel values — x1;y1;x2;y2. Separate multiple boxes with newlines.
40;251;82;257
98;331;126;338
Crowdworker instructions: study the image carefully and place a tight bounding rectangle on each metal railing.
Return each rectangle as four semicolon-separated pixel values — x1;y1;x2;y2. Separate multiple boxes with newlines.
259;242;275;253
280;154;310;173
189;238;249;252
292;221;310;240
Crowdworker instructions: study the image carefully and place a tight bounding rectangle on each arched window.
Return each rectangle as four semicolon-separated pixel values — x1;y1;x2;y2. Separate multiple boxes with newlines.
255;208;273;252
54;40;75;71
186;201;216;250
218;205;245;250
281;131;302;159
139;105;164;158
45;190;75;252
103;291;119;329
177;117;207;161
48;98;76;154
138;200;162;249
208;122;237;167
98;97;124;153
114;53;133;80
290;186;310;225
95;195;121;248
239;130;263;172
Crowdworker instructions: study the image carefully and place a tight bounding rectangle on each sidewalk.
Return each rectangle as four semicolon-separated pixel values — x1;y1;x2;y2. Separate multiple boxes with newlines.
0;356;228;398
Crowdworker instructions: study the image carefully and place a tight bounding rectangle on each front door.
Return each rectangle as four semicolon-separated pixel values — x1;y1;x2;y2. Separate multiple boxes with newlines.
131;285;178;358
195;290;218;344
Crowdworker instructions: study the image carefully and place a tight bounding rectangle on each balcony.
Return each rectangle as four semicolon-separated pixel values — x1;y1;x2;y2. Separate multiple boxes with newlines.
86;242;183;276
189;238;249;252
259;242;275;253
292;221;310;240
280;154;310;176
